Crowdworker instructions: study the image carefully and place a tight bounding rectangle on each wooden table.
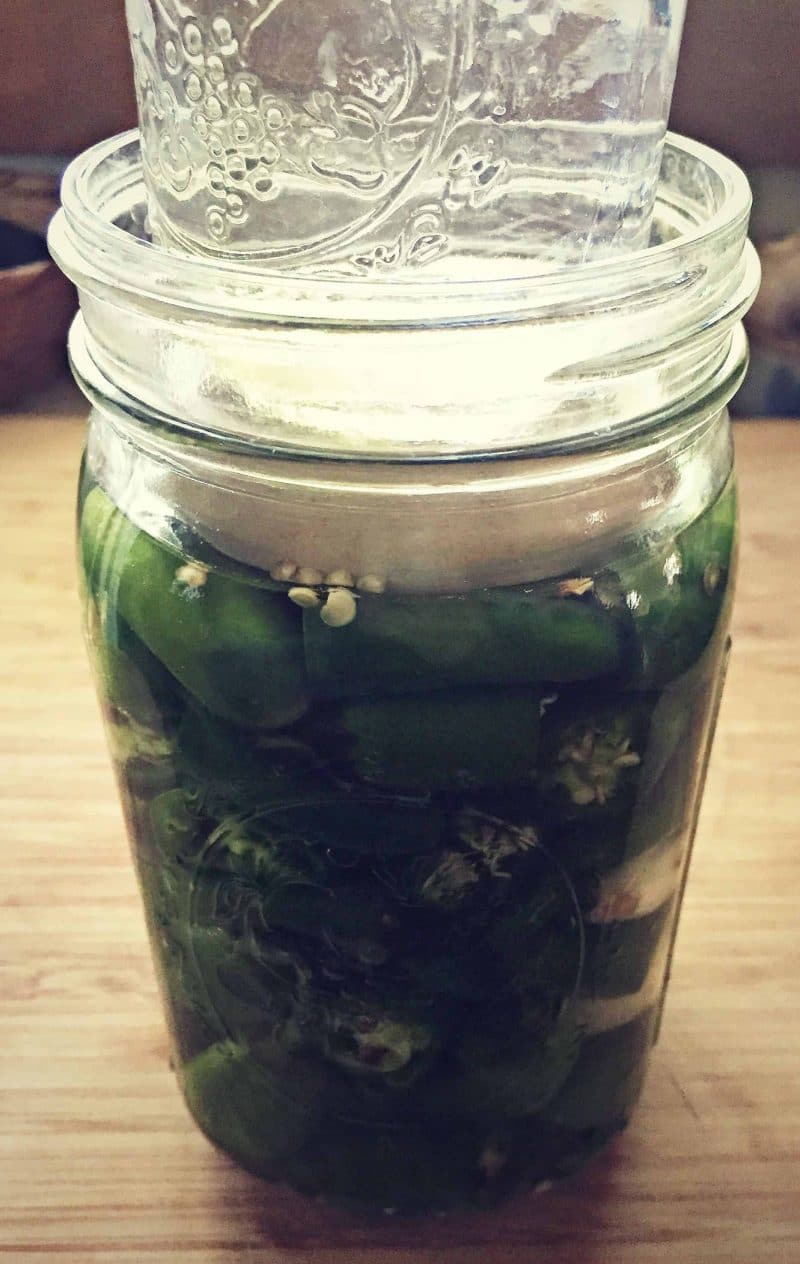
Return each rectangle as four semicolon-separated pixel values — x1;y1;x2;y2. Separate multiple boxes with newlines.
1;383;798;1263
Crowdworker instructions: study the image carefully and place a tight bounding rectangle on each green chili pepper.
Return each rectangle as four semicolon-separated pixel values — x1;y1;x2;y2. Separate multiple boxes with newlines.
185;928;307;1041
148;787;206;861
341;689;541;790
261;797;444;857
80;487;309;729
304;584;623;700
174;706;325;812
418;1012;581;1120
181;1041;326;1172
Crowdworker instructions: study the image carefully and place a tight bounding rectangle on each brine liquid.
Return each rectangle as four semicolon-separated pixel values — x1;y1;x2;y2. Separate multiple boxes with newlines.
80;470;734;1212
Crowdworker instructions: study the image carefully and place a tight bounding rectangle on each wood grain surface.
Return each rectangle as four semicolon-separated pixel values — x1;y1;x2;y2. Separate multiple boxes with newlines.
1;381;798;1263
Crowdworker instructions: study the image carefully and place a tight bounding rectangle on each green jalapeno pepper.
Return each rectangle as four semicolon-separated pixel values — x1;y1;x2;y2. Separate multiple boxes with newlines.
80;487;309;729
341;688;541;790
182;1040;327;1172
304;584;624;700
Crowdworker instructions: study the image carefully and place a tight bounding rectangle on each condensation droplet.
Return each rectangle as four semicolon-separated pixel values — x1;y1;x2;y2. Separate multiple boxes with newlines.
205;95;223;121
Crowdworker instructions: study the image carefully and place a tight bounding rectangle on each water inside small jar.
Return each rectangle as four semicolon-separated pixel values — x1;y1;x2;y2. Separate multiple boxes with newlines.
125;0;688;271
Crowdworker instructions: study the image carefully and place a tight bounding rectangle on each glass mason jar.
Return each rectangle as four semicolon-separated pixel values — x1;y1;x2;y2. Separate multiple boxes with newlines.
51;130;758;1214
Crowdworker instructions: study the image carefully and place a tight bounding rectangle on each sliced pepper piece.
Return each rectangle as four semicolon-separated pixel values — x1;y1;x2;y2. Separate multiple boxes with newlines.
312;994;438;1078
188;815;399;953
185;927;308;1041
341;689;541;791
148;787;206;861
485;869;584;1007
103;710;178;801
537;696;652;823
418;1012;581;1120
80;487;309;729
174;706;325;812
304;584;623;700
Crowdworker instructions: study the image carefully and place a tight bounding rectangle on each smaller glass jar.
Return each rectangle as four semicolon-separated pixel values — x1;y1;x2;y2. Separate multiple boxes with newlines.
52;130;758;1215
125;0;687;267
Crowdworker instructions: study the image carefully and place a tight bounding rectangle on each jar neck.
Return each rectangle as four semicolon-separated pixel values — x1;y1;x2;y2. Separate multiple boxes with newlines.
86;394;734;593
54;132;759;461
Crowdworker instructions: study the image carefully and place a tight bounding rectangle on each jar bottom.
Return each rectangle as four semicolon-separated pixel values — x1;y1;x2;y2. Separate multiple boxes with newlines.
176;1051;644;1216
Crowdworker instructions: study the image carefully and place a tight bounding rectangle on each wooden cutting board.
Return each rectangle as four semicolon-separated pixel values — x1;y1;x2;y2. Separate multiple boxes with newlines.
1;382;798;1263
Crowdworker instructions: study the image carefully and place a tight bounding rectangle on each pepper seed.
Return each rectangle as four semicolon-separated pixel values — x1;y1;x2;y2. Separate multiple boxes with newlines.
356;574;386;594
325;569;355;588
296;566;324;586
288;586;321;609
558;577;594;597
269;560;297;582
703;561;722;596
320;588;358;627
175;562;208;589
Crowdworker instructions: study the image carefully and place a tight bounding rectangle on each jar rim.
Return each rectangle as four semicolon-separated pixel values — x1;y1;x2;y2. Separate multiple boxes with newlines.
51;128;752;329
50;130;759;459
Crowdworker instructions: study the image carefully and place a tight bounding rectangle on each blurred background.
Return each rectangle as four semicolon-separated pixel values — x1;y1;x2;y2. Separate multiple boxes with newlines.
0;0;798;410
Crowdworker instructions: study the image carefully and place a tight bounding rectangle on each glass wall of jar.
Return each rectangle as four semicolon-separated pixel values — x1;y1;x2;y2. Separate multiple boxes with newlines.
52;130;758;1214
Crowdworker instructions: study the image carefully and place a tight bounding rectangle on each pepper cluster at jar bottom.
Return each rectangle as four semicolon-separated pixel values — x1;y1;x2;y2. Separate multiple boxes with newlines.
78;469;736;1213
